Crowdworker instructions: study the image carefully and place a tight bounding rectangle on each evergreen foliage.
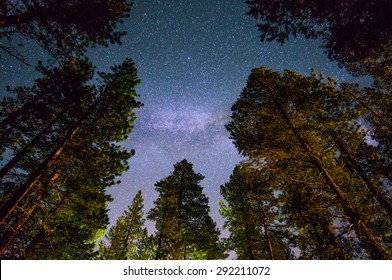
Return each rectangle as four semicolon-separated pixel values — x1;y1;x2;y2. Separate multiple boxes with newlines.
0;0;133;63
97;190;150;260
147;159;225;260
220;163;293;259
0;58;142;259
226;67;392;259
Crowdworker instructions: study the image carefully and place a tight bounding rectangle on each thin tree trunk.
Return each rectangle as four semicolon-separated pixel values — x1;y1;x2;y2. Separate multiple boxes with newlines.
0;95;100;224
259;201;274;260
271;93;389;259
0;107;67;180
0;171;60;256
177;171;184;259
0;91;46;133
332;134;392;218
319;215;347;259
346;91;392;128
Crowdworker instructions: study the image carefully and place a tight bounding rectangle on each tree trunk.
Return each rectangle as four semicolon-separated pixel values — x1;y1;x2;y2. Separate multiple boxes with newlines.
0;95;100;225
319;215;347;259
0;107;67;180
245;223;255;260
259;201;274;260
0;91;46;134
0;171;60;256
332;134;392;218
177;171;184;259
271;93;389;259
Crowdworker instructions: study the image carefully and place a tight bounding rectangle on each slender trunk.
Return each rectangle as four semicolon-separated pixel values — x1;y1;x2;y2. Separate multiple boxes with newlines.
24;228;48;258
0;91;45;133
177;171;184;259
155;203;169;260
304;187;347;259
0;107;67;180
0;171;60;256
155;229;163;260
332;134;392;218
271;93;389;259
259;201;274;260
0;96;100;224
346;91;392;128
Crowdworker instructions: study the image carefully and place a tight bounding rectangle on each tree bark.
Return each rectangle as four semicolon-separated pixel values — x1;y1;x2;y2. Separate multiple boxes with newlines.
0;171;60;256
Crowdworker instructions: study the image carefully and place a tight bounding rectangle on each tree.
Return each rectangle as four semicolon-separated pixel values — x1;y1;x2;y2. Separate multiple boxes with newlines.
0;0;133;63
245;0;392;89
220;163;293;259
98;190;147;260
0;57;142;259
227;67;391;259
147;159;224;260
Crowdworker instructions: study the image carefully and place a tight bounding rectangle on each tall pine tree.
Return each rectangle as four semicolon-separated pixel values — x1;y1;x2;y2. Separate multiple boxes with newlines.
148;159;224;260
227;67;391;259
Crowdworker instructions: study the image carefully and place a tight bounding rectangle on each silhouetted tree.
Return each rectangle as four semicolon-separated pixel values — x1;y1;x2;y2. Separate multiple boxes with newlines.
246;0;392;89
148;160;224;260
98;190;147;260
0;0;132;63
0;58;142;259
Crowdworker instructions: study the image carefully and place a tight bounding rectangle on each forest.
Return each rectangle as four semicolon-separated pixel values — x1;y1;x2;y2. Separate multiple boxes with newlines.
0;0;391;260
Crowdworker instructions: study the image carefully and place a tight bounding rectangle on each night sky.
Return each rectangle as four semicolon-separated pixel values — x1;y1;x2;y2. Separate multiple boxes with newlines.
1;0;366;233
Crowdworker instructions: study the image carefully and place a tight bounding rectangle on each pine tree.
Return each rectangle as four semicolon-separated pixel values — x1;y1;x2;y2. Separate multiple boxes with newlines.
147;159;224;260
227;67;391;259
98;190;147;260
245;0;392;89
0;58;142;259
0;0;133;62
220;163;293;259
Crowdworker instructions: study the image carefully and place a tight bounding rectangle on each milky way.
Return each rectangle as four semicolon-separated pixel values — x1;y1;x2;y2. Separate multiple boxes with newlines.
1;0;366;232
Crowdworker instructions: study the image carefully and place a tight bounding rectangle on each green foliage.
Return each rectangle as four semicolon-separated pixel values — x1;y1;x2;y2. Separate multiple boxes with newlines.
226;67;391;259
97;190;148;260
0;57;142;259
148;159;225;260
220;163;293;259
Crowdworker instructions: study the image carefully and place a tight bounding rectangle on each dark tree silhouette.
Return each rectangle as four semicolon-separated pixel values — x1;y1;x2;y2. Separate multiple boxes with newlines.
0;0;132;62
245;0;392;89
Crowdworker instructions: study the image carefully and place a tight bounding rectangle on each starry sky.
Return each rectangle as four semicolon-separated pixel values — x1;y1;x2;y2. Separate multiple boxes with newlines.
1;0;367;233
